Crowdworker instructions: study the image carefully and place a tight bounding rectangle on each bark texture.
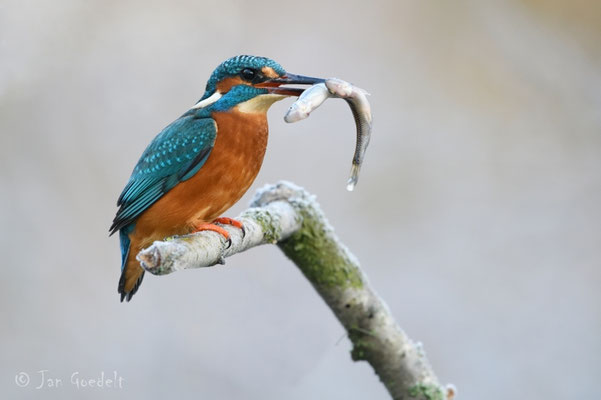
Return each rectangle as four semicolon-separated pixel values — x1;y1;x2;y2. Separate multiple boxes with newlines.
137;181;455;400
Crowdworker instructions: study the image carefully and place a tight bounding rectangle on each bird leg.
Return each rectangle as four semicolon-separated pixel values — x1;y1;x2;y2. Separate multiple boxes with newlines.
192;218;245;249
212;217;246;237
192;223;232;248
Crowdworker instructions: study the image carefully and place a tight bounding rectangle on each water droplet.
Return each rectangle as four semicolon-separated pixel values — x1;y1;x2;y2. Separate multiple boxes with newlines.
346;164;360;191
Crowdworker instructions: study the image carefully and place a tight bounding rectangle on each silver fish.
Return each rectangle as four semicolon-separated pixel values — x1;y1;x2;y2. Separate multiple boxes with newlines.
284;78;372;191
284;83;330;123
325;78;372;191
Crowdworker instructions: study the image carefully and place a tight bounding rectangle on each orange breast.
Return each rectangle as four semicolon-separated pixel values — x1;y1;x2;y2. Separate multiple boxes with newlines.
131;110;268;247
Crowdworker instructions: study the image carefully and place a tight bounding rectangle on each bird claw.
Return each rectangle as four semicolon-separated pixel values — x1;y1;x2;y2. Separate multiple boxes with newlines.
213;217;245;239
192;223;231;246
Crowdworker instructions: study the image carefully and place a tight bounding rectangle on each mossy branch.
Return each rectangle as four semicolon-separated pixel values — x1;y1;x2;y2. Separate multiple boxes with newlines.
137;181;455;400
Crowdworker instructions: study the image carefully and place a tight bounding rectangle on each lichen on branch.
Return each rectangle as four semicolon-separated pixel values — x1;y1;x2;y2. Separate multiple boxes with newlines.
136;181;454;400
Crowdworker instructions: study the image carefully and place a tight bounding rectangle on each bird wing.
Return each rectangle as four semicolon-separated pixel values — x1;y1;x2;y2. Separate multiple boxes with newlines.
109;115;217;235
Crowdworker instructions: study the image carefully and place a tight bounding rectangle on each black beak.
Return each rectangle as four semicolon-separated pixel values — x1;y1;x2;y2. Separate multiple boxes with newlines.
259;73;325;96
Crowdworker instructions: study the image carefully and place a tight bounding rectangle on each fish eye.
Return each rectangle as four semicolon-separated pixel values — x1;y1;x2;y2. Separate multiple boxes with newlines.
240;68;257;81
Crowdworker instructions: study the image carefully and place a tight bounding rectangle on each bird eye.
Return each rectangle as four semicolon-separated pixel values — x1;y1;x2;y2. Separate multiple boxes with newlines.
240;68;256;81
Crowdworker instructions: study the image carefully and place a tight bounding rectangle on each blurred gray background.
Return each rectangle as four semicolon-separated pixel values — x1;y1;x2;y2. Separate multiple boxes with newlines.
1;0;600;398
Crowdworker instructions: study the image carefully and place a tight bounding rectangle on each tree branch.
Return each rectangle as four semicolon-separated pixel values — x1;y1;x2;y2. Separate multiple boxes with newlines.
137;181;455;400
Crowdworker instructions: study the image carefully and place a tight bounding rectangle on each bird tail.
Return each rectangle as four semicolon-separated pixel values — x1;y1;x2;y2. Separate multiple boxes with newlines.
118;227;145;302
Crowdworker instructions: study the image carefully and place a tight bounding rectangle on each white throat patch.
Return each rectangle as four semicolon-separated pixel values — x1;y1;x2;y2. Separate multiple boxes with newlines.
191;91;222;109
235;94;287;114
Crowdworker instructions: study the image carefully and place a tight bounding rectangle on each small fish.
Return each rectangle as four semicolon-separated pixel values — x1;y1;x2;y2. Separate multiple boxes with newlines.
284;83;330;123
325;78;372;191
284;78;372;191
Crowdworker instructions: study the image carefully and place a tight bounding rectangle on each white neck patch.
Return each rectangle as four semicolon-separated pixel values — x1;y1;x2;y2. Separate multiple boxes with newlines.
191;91;222;109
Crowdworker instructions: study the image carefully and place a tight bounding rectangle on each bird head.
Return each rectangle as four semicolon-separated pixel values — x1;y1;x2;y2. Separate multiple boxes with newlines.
192;55;323;113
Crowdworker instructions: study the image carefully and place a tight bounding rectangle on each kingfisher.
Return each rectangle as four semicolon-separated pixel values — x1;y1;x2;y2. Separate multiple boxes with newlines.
110;55;323;302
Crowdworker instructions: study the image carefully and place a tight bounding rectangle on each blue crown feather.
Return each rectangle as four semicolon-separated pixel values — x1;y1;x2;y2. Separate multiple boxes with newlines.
200;55;286;100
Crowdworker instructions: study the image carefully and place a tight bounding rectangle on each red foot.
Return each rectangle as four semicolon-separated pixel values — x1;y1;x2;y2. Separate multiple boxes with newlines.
213;217;245;237
193;223;231;243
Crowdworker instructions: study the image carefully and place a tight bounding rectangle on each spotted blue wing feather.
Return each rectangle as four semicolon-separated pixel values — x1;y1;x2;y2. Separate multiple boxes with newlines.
109;115;217;235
